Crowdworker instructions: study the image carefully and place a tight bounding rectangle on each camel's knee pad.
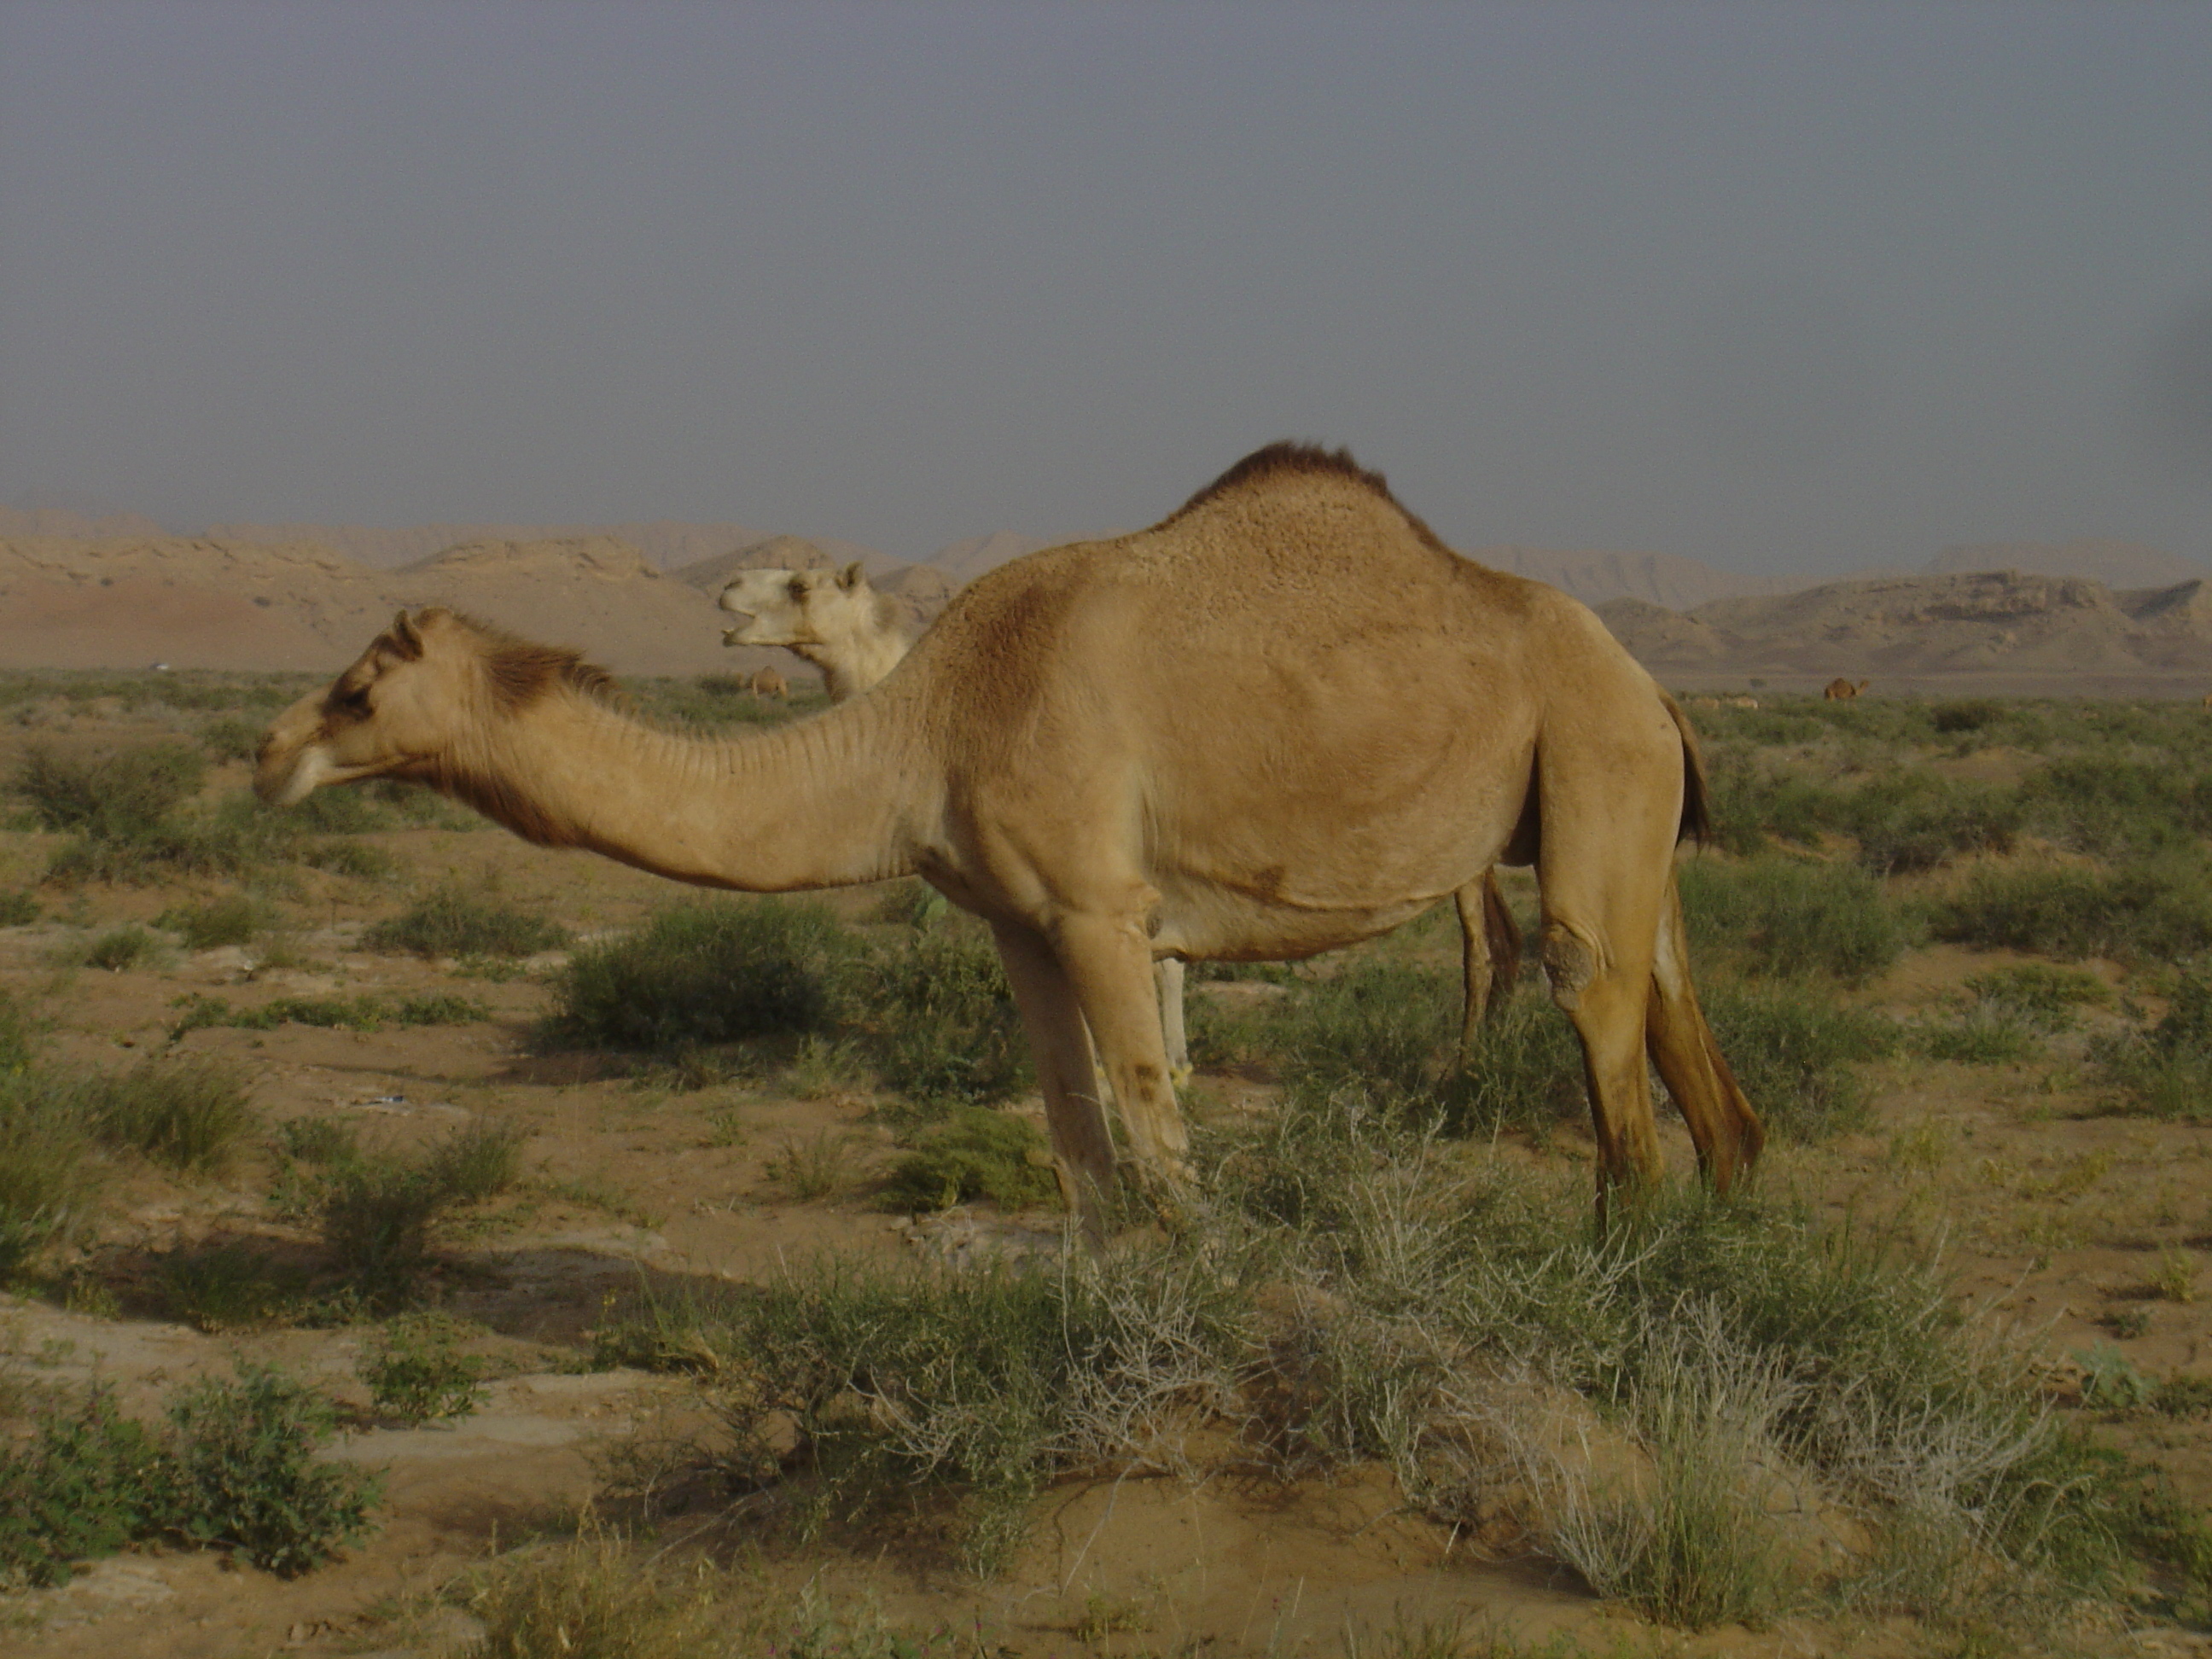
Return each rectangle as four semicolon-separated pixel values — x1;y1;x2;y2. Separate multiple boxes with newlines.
1540;923;1599;1012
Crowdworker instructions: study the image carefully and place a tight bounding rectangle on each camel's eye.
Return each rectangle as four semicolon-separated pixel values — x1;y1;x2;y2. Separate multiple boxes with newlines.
786;577;807;603
330;683;372;718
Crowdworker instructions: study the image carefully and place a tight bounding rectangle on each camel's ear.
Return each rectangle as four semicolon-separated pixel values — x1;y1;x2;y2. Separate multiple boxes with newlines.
838;562;864;591
387;610;425;661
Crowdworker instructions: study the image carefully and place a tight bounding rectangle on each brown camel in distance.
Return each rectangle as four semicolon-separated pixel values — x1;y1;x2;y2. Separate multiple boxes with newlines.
748;666;789;700
256;443;1761;1227
714;562;1523;1077
1824;678;1868;701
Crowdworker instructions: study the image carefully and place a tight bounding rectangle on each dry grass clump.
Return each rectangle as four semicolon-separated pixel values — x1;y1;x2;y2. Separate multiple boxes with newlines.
364;882;569;959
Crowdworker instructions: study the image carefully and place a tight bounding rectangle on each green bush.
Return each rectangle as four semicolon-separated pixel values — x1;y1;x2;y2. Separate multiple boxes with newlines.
2018;758;2212;859
0;1074;103;1280
44;789;306;886
541;899;857;1053
0;1388;166;1586
1911;1004;2044;1066
862;923;1032;1109
159;1365;381;1575
1842;773;2017;873
63;923;172;972
11;742;205;837
0;1367;379;1584
0;890;38;926
1679;856;1906;985
424;1118;529;1202
1698;981;1895;1139
2098;969;2212;1121
168;989;488;1038
881;1107;1058;1213
155;892;281;949
318;1160;447;1305
1964;963;2110;1030
81;1056;258;1172
1930;857;2212;961
364;884;569;959
155;1243;314;1332
1931;699;2005;734
200;715;264;763
359;1313;486;1424
1703;761;1849;857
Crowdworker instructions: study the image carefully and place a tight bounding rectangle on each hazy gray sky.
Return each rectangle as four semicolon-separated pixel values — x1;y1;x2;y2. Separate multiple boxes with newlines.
3;2;2209;574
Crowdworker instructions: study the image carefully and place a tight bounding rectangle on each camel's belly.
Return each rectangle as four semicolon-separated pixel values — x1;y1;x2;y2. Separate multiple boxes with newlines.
1146;874;1463;963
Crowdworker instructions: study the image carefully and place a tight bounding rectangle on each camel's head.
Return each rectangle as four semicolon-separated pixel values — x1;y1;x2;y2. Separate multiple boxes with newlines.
718;562;882;650
255;608;609;806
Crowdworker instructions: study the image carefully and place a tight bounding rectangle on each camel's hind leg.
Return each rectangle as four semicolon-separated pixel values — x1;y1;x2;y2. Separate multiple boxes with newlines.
991;920;1119;1234
1455;870;1522;1053
1156;960;1191;1085
1645;875;1764;1189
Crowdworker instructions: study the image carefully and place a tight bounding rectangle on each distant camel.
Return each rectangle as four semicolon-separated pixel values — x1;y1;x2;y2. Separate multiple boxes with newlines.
257;443;1761;1224
748;667;789;701
1824;678;1869;701
1726;696;1759;710
2201;691;2211;711
719;562;1524;1080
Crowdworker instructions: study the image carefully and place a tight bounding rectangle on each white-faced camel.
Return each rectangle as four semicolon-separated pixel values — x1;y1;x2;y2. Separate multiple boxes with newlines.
257;443;1761;1229
715;561;1523;1080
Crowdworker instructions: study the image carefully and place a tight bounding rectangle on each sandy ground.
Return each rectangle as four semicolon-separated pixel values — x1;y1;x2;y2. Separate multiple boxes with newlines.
4;713;2212;1658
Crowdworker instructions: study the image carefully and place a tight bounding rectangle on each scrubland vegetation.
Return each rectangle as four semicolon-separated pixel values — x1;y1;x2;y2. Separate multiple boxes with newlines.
11;676;2212;1653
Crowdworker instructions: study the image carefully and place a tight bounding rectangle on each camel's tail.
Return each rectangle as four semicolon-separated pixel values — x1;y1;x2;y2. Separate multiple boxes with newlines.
1658;691;1712;847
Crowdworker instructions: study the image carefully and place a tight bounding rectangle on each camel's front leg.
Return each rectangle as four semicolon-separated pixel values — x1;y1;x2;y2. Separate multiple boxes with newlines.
1053;913;1191;1196
991;921;1118;1237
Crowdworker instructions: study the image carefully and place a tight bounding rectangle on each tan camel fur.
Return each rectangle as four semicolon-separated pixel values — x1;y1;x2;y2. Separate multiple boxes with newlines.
748;667;789;700
1823;678;1868;701
718;563;1523;1075
257;444;1761;1226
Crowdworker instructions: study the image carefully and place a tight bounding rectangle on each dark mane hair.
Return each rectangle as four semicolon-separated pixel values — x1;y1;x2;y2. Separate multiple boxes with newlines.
1168;441;1450;550
433;612;619;713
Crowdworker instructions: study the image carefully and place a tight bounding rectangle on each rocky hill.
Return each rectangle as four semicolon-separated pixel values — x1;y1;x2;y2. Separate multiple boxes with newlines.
1599;568;2212;684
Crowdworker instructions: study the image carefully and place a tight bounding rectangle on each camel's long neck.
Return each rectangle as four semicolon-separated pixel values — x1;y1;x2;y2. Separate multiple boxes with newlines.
431;692;934;891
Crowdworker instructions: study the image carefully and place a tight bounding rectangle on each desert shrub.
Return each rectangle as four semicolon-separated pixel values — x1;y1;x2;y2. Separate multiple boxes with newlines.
1931;698;2005;735
155;891;281;949
364;884;569;959
1697;981;1895;1139
199;715;264;763
11;742;205;836
43;789;307;886
597;1246;1248;1574
0;1388;166;1587
542;899;857;1053
1965;963;2111;1030
159;1364;381;1575
311;1120;530;1302
2097;969;2212;1121
462;1531;736;1659
360;1313;486;1424
1911;1004;2045;1066
424;1118;530;1202
155;1243;315;1332
1254;957;1454;1106
1930;857;2212;961
1678;856;1906;985
882;1107;1058;1213
297;837;399;879
167;989;487;1038
0;1367;379;1584
0;1074;103;1280
1435;998;1586;1135
283;785;404;834
60;923;172;972
80;1056;258;1172
863;922;1031;1109
318;1160;447;1304
2018;757;2212;859
1841;773;2017;873
1703;764;1851;857
274;1113;358;1166
0;889;38;926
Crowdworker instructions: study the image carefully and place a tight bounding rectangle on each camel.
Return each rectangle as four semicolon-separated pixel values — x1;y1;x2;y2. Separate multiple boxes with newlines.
257;443;1761;1229
717;563;1525;1078
1824;678;1868;701
748;666;789;700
